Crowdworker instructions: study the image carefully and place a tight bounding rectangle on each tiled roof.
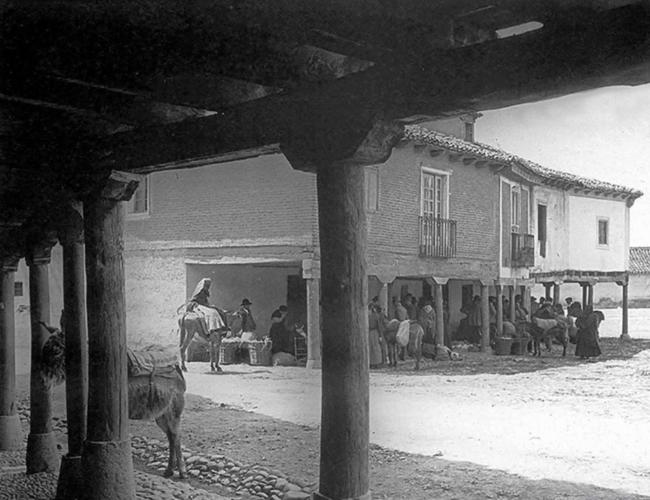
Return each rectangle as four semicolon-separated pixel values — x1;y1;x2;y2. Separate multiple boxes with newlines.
630;247;650;274
404;125;643;199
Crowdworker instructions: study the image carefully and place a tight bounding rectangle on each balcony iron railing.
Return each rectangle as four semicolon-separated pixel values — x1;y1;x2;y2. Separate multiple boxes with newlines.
419;216;457;258
511;232;535;267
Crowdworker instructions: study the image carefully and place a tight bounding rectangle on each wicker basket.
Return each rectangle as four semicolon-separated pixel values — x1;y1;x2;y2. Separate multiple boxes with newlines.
219;342;239;365
248;341;272;366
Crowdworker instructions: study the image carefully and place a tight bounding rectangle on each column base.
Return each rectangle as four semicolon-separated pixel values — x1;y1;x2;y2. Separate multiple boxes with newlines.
0;414;23;450
81;439;135;500
26;432;59;473
313;490;371;500
306;359;322;369
56;455;83;500
620;332;632;341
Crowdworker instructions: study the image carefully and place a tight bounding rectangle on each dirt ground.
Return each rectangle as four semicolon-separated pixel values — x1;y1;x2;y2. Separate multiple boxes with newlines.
160;337;650;499
10;338;650;499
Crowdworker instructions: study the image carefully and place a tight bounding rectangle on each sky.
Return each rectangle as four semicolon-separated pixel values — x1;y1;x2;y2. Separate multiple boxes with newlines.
475;84;650;247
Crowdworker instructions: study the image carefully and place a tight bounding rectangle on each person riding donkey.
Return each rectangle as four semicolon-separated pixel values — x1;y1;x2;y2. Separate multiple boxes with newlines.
182;278;228;336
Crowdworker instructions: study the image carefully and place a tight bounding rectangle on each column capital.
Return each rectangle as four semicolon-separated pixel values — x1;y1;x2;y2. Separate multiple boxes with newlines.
25;232;58;267
86;170;142;203
301;259;321;279
375;274;396;285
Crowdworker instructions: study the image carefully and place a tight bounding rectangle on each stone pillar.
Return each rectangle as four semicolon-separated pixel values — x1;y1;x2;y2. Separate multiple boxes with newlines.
495;284;503;336
620;280;630;340
305;276;321;370
480;283;490;352
26;237;59;473
81;172;140;500
544;283;552;301
0;256;23;450
434;283;445;352
56;201;89;500
509;285;516;323
553;283;560;305
378;282;389;314
314;162;370;500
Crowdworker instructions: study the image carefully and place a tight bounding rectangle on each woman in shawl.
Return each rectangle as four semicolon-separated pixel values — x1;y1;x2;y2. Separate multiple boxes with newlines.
189;278;225;332
574;305;602;359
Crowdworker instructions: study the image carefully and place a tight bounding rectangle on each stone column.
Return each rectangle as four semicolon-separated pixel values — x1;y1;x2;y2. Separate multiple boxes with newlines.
480;283;490;352
26;236;59;473
378;282;389;314
303;260;321;370
432;278;447;355
0;256;23;450
509;285;516;323
495;284;503;336
619;279;630;340
81;172;140;500
544;283;552;301
314;161;370;500
56;201;89;500
553;283;560;305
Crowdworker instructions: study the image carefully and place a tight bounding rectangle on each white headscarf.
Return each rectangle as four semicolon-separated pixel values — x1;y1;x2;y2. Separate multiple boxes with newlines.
191;278;211;301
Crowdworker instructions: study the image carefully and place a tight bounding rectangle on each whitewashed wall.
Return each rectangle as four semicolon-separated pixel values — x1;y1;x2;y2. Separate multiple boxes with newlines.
567;195;628;271
531;186;571;272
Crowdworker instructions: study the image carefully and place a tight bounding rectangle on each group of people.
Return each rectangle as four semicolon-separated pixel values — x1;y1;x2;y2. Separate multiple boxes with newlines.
367;293;451;367
186;278;306;365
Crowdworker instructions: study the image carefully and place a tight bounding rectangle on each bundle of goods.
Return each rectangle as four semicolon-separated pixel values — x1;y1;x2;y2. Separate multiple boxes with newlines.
248;338;273;366
219;338;241;365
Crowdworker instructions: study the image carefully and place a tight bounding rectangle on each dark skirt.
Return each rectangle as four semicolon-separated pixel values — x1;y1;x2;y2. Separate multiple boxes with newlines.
575;328;601;358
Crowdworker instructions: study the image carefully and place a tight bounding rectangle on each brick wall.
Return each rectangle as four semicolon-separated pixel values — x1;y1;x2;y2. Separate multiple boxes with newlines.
366;144;500;280
126;153;318;247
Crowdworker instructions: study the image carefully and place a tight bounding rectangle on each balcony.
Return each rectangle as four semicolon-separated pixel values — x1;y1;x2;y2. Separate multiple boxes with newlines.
511;232;535;267
419;216;457;258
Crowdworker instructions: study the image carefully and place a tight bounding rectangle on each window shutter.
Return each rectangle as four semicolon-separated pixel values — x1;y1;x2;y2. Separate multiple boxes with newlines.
502;181;511;267
521;188;529;234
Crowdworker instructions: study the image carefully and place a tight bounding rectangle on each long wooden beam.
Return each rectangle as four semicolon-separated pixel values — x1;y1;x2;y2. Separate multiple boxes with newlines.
91;4;650;171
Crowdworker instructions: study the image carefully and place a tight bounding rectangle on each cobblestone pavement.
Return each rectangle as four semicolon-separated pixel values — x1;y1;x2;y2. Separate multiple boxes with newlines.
0;467;231;500
1;401;308;500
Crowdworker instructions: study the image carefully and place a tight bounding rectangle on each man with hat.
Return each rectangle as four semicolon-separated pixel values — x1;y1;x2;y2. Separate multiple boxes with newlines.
238;298;256;341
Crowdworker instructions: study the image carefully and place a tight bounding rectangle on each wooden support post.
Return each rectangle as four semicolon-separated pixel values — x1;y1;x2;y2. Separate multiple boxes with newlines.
0;257;23;450
496;285;503;336
26;237;59;473
435;284;444;350
621;281;630;340
544;283;552;301
305;277;321;369
480;284;490;352
81;172;140;500
314;162;370;500
509;285;516;323
56;201;89;500
581;283;588;307
523;287;531;321
588;284;594;307
553;283;560;305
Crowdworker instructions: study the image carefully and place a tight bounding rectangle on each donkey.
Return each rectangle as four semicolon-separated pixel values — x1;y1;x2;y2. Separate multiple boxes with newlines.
527;316;570;357
178;308;241;372
378;317;424;370
40;323;187;479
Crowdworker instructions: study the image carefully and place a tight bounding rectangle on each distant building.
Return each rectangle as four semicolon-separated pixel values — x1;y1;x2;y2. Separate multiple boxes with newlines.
629;247;650;305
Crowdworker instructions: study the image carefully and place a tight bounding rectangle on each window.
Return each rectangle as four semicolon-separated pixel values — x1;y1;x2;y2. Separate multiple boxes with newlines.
464;122;474;142
14;282;23;297
365;167;379;212
537;204;547;258
421;169;448;218
127;176;149;216
598;218;609;246
511;187;520;232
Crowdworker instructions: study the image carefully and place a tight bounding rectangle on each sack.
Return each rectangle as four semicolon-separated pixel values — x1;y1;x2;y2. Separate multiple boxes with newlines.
396;320;410;347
